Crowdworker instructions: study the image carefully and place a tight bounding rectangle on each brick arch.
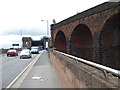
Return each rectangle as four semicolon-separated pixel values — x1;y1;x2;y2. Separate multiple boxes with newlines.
55;31;67;53
99;13;120;69
70;24;94;61
101;13;120;46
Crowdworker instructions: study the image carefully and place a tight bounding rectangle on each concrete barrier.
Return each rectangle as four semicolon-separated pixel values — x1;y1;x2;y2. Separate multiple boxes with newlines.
0;49;2;54
49;50;119;88
0;49;22;54
0;49;8;54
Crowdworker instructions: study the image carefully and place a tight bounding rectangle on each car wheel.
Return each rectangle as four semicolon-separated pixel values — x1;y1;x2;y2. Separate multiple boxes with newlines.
7;55;10;57
29;56;31;58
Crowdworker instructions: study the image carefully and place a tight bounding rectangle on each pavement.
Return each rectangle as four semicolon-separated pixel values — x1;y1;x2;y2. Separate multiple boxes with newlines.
12;50;61;88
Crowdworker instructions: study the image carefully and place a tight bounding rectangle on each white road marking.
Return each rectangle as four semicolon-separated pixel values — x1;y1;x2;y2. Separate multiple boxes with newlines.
6;50;44;89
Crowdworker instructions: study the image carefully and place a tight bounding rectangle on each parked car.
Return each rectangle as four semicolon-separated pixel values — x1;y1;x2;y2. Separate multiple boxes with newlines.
31;47;39;54
7;49;18;56
20;49;32;59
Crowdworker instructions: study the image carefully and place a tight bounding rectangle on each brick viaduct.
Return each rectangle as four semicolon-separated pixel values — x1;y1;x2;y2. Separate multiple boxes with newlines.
51;2;120;70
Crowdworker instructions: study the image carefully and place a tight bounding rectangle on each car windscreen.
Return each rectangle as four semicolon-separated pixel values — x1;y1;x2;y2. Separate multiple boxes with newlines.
31;47;38;49
8;50;16;52
21;50;29;53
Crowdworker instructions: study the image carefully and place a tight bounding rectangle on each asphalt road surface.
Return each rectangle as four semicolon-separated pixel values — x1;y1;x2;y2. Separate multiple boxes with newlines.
1;52;41;88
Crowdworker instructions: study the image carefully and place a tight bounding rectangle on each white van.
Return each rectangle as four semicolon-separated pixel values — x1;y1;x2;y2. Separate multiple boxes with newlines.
31;46;39;54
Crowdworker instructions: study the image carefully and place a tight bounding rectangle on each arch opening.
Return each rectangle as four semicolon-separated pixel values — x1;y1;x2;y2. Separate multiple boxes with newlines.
71;24;93;61
55;31;67;53
100;13;120;69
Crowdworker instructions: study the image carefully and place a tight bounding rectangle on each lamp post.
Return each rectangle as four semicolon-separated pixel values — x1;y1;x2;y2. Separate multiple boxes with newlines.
20;29;23;48
20;29;25;48
41;20;49;49
41;20;49;36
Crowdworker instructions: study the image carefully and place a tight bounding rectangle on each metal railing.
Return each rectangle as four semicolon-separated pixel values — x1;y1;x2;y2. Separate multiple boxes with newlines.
53;50;120;77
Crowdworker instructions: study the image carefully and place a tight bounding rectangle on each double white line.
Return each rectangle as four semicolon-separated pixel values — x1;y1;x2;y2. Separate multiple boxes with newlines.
6;50;44;88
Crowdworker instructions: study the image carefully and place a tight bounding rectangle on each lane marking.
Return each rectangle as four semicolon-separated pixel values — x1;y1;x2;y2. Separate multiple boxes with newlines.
6;50;44;88
19;54;38;61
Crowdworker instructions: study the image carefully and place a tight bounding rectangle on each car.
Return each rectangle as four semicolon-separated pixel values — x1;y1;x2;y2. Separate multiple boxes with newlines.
20;49;32;59
7;49;18;57
38;46;43;50
31;47;39;54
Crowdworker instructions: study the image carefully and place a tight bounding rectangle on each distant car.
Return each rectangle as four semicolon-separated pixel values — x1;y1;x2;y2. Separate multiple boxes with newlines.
7;49;18;57
20;49;32;59
31;47;39;54
38;46;43;50
39;47;43;50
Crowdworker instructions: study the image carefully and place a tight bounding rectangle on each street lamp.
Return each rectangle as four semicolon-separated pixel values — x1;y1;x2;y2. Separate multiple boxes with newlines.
41;20;49;49
20;29;25;48
41;20;49;36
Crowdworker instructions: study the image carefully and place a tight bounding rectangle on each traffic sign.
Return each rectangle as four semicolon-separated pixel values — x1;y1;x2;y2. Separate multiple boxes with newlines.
12;44;19;46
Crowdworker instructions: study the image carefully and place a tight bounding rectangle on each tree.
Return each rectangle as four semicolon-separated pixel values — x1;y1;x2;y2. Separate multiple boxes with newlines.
52;19;56;24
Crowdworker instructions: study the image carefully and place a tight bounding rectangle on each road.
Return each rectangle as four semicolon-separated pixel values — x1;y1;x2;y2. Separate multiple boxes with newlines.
1;52;40;88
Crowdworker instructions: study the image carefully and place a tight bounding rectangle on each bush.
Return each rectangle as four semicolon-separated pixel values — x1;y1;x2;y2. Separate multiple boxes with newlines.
49;45;53;48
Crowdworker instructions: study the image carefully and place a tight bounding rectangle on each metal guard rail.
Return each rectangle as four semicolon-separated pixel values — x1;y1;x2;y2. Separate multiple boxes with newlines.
53;50;120;77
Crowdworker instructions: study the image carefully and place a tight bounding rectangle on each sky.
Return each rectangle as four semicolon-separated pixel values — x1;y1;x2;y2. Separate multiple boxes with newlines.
0;0;112;49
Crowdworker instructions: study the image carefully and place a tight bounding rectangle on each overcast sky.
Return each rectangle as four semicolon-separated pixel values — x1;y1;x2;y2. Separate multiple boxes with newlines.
0;0;110;49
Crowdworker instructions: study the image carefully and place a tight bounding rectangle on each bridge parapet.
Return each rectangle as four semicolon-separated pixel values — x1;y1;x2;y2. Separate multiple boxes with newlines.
49;50;119;88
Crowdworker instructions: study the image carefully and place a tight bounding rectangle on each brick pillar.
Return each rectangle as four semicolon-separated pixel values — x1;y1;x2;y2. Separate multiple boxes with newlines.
93;31;101;64
50;24;55;47
67;40;72;54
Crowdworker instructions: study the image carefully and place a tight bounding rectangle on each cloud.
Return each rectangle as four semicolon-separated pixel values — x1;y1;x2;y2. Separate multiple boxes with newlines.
1;28;47;36
0;0;108;34
109;0;120;2
0;35;21;49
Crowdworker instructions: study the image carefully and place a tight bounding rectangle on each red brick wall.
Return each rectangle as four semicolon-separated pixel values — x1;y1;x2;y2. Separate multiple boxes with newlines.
51;4;120;69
